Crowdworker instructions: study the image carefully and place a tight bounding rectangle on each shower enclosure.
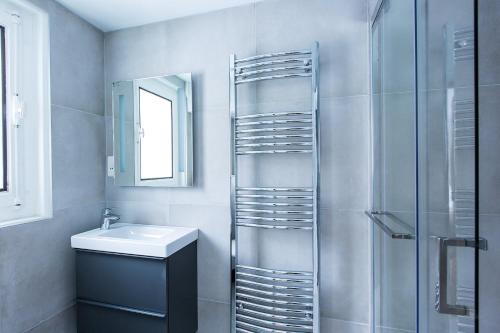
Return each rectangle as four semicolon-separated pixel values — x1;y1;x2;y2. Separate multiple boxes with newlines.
370;0;487;332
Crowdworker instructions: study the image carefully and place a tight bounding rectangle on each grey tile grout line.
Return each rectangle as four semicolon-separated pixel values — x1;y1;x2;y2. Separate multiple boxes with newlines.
52;103;105;119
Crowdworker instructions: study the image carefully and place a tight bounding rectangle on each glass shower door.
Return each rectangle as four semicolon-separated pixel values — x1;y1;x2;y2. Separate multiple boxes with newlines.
372;0;484;332
416;0;484;332
371;0;417;332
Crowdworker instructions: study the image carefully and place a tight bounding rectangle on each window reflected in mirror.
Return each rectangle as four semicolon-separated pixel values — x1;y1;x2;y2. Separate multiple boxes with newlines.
138;88;173;180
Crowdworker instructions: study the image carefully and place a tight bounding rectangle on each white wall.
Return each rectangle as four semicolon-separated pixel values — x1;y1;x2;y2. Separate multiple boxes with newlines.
104;0;371;332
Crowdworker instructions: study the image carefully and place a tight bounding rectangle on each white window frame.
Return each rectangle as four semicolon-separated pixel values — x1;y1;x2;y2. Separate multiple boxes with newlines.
0;0;51;227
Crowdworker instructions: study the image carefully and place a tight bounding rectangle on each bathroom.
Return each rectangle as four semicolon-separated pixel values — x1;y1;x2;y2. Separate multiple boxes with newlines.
0;0;498;332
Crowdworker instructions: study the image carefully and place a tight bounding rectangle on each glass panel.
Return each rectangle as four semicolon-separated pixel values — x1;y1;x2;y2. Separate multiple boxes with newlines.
0;26;6;192
416;0;477;332
139;88;173;180
371;0;417;332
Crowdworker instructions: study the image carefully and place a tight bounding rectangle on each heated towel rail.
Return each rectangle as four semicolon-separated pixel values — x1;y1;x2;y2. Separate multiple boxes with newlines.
230;42;320;332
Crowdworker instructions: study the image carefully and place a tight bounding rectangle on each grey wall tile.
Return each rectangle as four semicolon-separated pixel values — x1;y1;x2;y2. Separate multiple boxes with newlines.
479;214;500;333
255;0;369;98
320;96;370;211
27;306;76;333
48;1;104;115
320;209;370;323
169;204;231;304
479;85;500;215
321;316;370;333
198;300;230;333
479;0;500;86
0;203;103;333
52;106;105;211
368;0;380;18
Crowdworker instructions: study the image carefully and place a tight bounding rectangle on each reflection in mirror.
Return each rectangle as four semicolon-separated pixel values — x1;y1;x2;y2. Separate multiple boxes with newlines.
112;73;193;187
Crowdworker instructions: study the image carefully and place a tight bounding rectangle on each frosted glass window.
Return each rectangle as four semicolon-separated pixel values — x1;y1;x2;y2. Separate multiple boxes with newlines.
0;26;6;192
139;88;173;180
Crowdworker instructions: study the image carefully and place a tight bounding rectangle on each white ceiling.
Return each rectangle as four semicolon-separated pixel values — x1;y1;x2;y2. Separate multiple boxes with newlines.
55;0;259;32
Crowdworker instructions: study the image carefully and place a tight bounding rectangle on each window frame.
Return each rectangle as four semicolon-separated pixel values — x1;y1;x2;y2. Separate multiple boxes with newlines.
0;0;51;228
0;25;7;192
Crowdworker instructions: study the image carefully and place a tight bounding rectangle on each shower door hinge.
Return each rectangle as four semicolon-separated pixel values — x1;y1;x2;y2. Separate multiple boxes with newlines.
13;94;25;127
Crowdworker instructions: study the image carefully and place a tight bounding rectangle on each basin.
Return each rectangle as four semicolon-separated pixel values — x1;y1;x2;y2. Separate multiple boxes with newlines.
71;223;198;258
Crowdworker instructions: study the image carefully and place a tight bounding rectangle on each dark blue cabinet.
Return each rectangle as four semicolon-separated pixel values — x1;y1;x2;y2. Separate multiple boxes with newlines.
75;241;197;333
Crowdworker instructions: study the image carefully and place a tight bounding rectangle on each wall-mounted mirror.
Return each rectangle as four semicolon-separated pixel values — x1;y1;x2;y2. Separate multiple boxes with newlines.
112;73;193;187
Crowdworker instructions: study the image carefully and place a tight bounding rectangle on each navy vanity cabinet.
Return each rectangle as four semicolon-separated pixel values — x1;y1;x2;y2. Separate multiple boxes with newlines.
75;241;197;333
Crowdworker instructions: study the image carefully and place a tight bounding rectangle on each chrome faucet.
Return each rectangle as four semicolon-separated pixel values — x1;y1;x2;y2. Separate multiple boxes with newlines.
101;208;120;230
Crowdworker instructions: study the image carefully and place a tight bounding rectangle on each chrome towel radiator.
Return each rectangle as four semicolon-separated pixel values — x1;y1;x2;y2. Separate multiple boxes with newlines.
230;42;320;332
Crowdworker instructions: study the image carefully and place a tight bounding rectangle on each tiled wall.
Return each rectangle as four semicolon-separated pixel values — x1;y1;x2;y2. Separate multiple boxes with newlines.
0;1;105;332
478;1;500;332
104;0;371;332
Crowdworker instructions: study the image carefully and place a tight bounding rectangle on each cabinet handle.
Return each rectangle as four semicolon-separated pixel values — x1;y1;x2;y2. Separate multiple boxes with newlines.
77;299;166;318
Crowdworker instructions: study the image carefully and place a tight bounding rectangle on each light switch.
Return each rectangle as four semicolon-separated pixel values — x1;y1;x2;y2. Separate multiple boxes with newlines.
107;155;115;177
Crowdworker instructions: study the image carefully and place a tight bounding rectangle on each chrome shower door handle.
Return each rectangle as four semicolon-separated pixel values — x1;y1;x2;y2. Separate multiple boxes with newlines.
435;237;487;316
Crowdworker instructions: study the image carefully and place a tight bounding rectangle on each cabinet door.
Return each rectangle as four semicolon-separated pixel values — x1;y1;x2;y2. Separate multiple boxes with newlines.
76;251;167;314
77;302;167;333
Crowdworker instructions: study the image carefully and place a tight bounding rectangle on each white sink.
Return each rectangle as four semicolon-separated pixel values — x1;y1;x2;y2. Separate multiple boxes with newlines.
71;223;198;258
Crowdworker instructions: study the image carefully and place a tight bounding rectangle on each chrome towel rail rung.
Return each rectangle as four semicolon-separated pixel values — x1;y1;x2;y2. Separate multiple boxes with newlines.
237;201;313;207
236;300;313;316
237;265;313;277
236;142;312;149
237;119;312;127
236;293;313;308
236;223;313;230
237;208;313;215
236;112;312;120
235;50;311;64
236;126;312;134
236;58;310;71
237;187;313;192
236;314;313;332
236;321;288;333
235;328;254;333
236;65;311;78
236;271;312;284
236;73;312;84
236;216;310;222
237;149;312;155
237;308;313;324
236;194;313;200
237;134;313;141
236;286;313;301
237;278;314;293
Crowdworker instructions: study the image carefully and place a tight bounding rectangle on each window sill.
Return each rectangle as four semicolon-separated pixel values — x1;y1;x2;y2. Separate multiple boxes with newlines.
0;214;53;229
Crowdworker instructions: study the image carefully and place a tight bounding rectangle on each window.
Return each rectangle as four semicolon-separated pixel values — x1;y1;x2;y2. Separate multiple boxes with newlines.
0;0;51;227
138;88;173;180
